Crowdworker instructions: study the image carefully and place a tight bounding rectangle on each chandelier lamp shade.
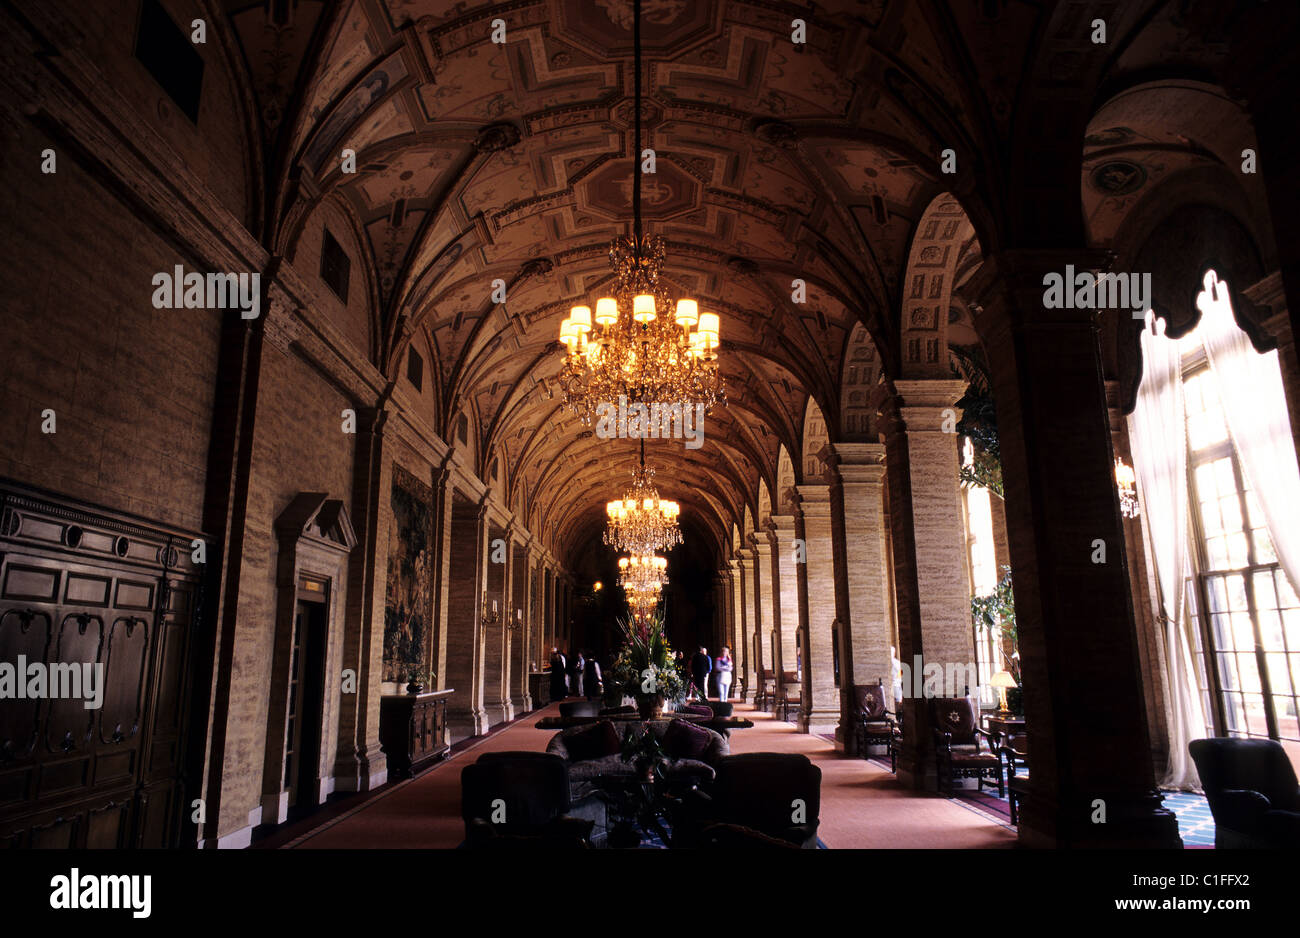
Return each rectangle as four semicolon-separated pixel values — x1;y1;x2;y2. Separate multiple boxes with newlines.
556;0;725;426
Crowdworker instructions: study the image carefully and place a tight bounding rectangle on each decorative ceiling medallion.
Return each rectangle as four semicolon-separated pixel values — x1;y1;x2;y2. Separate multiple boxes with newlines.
473;122;521;153
754;119;799;149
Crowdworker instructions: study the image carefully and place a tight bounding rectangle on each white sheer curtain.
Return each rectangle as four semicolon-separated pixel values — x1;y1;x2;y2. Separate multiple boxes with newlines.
1128;311;1204;790
1197;271;1300;594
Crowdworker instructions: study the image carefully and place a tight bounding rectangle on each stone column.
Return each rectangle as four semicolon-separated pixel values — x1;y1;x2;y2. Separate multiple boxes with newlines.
332;406;389;792
736;551;757;702
748;532;776;707
445;499;488;740
511;541;533;714
968;249;1181;848
794;484;839;732
728;558;746;700
875;379;976;790
823;442;894;751
769;516;801;691
481;521;511;726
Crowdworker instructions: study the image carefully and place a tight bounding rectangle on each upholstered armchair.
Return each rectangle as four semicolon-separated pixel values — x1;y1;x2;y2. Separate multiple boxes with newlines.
777;671;802;722
754;668;773;710
997;732;1030;824
852;683;899;768
461;751;605;848
1189;737;1300;848
671;753;822;848
930;697;1004;797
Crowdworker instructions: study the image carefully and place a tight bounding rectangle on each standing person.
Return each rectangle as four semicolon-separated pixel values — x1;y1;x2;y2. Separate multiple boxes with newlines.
568;649;585;700
689;646;712;701
584;652;603;700
549;647;567;702
713;646;734;702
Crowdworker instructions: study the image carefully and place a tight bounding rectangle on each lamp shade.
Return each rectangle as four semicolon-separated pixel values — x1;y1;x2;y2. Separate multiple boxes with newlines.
559;319;578;347
674;298;699;327
697;312;720;348
633;294;656;323
989;670;1017;689
569;305;592;332
595;296;619;325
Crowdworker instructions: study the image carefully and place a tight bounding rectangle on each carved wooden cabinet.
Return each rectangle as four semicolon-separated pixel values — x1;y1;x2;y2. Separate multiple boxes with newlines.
379;690;452;779
0;481;203;848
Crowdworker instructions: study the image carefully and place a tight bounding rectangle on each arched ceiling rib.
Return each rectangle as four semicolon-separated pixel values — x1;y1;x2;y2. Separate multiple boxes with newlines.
228;0;1014;565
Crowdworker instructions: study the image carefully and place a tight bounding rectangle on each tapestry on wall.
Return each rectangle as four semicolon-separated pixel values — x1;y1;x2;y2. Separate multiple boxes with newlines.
383;465;434;683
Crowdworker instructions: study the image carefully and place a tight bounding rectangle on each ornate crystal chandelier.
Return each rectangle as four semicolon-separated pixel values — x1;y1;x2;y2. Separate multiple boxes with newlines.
604;441;682;555
618;553;668;594
625;588;661;621
556;0;724;426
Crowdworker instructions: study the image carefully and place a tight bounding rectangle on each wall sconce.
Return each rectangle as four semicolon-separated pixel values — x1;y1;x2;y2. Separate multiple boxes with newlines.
1114;457;1140;518
508;608;522;633
482;597;501;625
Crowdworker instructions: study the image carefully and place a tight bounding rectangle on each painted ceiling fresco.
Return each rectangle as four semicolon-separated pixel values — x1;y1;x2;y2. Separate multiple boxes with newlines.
219;0;1249;558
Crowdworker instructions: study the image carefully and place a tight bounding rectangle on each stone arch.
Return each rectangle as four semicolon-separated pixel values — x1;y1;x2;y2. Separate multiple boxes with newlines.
757;478;772;528
840;323;881;442
289;194;379;363
775;446;796;514
899;195;980;379
801;397;830;482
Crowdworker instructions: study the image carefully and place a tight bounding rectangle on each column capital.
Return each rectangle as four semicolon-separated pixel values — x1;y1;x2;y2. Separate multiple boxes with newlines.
820;442;886;486
767;513;796;533
793;484;832;521
748;531;772;555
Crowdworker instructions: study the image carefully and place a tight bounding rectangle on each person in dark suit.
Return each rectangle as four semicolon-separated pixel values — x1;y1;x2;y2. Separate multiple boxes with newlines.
549;647;567;701
583;652;603;700
689;646;712;700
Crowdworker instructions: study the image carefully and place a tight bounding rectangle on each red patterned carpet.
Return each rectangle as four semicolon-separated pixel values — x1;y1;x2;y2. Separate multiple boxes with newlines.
277;702;1016;849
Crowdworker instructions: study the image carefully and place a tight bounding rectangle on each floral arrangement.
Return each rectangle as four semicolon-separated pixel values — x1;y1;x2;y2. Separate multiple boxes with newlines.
610;610;686;704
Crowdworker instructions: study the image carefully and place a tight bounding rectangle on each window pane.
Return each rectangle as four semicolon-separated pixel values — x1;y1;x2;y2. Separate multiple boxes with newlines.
1200;499;1223;536
1195;462;1218;498
1227;575;1248;611
1274;695;1299;742
1227;532;1250;568
1217;651;1240;689
1214;458;1235;495
1237;651;1262;692
1267;653;1294;696
1218;496;1242;534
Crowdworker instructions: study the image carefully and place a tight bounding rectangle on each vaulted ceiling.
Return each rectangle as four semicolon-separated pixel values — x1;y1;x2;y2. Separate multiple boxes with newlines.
217;0;1148;565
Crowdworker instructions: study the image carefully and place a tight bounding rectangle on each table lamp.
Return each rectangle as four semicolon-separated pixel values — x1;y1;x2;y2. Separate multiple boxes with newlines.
990;670;1017;713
